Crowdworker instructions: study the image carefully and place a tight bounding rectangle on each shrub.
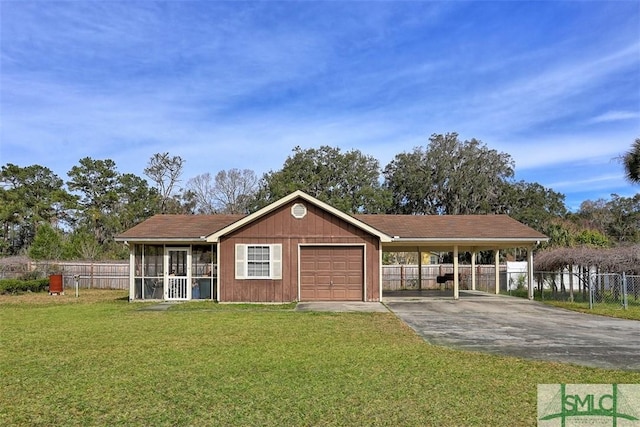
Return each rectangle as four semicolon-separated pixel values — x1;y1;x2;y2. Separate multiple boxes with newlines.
0;278;50;295
20;270;45;281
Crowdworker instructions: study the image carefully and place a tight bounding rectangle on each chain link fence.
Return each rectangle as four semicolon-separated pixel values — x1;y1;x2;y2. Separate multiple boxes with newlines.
529;272;640;310
590;273;640;309
522;271;591;303
627;275;640;308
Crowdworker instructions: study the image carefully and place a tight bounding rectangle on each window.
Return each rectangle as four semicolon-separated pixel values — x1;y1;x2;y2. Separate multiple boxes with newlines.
248;246;270;277
235;244;282;279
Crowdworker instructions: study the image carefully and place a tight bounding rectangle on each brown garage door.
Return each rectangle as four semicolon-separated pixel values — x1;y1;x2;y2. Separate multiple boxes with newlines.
300;246;364;301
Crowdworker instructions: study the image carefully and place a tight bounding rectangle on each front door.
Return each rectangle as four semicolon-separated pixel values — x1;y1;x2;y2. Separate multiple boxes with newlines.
165;248;189;300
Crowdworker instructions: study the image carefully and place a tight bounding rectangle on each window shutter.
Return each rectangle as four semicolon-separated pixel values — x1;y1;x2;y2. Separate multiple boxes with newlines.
235;244;246;279
271;244;282;279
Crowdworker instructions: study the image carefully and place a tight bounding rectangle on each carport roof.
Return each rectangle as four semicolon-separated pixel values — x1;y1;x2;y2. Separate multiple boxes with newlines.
354;214;547;240
355;214;547;250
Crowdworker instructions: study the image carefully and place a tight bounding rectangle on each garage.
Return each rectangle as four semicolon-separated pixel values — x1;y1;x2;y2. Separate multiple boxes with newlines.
300;246;364;301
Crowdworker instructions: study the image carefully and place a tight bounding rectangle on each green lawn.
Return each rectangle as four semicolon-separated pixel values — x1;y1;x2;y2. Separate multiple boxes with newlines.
506;289;640;320
2;291;639;426
543;300;640;320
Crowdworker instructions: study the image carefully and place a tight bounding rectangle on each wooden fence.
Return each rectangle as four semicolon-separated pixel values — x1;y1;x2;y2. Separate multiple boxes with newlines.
53;261;129;290
0;259;129;290
382;264;507;292
2;259;508;292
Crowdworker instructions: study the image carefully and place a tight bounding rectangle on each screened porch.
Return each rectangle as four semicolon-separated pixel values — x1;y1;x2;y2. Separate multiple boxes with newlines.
131;244;217;300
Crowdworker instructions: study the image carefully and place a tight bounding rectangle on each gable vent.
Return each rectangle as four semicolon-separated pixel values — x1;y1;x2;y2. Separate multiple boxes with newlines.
291;203;307;219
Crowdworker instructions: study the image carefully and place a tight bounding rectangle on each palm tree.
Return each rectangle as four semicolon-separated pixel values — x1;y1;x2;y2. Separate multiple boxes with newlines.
623;138;640;184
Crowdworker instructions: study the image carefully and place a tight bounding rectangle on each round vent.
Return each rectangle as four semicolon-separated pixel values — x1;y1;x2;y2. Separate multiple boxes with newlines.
291;203;307;219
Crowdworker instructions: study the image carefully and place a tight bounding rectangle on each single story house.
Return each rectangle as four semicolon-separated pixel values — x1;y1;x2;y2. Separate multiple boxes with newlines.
115;190;548;303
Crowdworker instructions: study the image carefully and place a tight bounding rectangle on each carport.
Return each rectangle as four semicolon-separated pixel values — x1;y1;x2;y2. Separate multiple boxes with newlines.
354;214;549;300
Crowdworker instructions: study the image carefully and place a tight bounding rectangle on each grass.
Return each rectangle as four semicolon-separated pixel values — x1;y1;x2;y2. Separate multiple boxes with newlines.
170;300;298;311
2;290;639;426
505;289;640;320
543;300;640;321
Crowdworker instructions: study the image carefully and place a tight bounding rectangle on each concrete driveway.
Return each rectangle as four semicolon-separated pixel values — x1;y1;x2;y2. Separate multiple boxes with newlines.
385;291;640;371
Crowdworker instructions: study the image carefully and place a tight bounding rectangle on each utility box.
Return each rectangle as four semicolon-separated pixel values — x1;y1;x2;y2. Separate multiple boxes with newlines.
49;274;64;295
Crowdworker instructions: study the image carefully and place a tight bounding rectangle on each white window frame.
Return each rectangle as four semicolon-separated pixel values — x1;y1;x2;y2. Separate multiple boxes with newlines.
235;244;282;280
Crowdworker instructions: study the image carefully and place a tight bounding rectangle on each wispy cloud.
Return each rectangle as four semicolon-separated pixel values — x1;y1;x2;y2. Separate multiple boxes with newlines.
457;41;640;134
1;1;639;207
589;110;640;124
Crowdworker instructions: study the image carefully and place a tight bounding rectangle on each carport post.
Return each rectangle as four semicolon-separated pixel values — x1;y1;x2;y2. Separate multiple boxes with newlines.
471;250;477;291
527;247;534;300
494;249;500;295
417;247;422;290
453;245;459;300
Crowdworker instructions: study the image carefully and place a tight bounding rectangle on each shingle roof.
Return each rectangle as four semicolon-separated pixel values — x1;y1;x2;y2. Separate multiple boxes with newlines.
117;212;546;242
354;214;547;240
116;214;245;240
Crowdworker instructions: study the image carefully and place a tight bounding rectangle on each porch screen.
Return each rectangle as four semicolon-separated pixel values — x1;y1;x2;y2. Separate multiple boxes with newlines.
133;245;164;299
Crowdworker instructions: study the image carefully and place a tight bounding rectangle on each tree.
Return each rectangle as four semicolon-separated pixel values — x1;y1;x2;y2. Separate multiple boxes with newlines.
28;223;64;261
0;164;73;255
212;169;258;214
604;194;640;243
575;194;640;244
62;228;102;260
115;173;160;231
187;169;259;214
186;173;216;214
574;198;612;234
144;152;185;213
255;146;391;213
504;181;567;232
384;133;514;214
67;157;120;245
623;138;640;184
66;158;160;256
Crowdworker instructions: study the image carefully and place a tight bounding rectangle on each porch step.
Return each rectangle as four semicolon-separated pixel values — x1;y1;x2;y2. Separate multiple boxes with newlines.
138;301;184;311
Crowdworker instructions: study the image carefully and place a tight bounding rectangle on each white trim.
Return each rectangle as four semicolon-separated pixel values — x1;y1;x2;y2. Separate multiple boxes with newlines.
297;243;367;302
164;247;191;300
378;241;383;302
235;244;282;280
471;248;477;291
453;245;459;300
494;248;500;295
115;238;206;243
206;190;392;243
388;237;546;243
291;203;307;219
528;246;535;300
129;244;135;301
216;243;221;302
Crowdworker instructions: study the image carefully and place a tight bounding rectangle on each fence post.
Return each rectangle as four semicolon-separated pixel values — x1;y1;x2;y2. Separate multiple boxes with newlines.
589;274;593;310
623;272;628;310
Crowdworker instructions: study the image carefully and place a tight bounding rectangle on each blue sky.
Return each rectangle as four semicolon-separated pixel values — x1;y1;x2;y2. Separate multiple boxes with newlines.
1;1;639;211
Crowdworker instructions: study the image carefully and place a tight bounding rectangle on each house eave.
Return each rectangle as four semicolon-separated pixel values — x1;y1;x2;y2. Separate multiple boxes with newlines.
114;237;208;244
383;237;547;251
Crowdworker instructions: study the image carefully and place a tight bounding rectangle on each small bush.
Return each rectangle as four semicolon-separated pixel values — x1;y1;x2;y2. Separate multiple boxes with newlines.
0;278;50;295
20;270;45;281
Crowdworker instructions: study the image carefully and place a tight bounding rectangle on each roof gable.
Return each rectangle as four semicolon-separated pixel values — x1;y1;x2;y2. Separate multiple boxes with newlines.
206;190;392;242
